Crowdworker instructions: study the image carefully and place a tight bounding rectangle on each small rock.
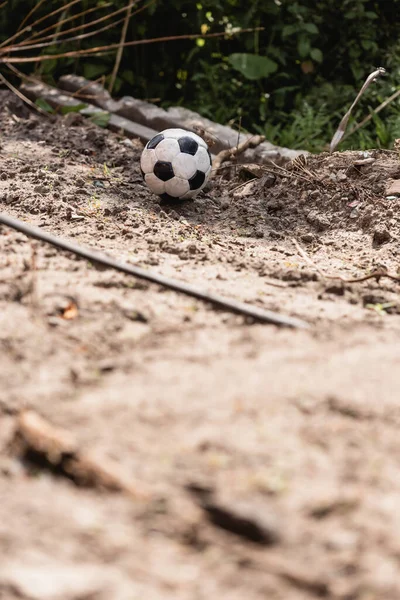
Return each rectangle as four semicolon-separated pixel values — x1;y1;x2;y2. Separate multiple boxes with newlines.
385;180;400;196
202;498;281;545
325;285;345;296
373;225;391;246
301;233;314;243
33;184;50;195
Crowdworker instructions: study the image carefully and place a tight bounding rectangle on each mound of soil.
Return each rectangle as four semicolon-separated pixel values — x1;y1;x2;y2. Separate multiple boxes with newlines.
1;89;400;599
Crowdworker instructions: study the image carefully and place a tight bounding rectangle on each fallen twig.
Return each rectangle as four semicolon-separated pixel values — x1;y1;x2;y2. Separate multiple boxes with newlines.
12;410;148;498
213;135;265;171
0;213;309;328
292;238;400;284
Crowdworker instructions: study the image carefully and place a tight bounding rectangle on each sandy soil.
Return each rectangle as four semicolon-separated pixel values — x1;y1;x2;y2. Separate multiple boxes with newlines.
1;89;400;599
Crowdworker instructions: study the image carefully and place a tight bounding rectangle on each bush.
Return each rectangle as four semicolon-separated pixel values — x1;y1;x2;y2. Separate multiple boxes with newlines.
1;0;400;151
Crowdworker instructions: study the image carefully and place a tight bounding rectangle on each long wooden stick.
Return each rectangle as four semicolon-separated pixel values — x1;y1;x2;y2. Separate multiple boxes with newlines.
0;213;309;329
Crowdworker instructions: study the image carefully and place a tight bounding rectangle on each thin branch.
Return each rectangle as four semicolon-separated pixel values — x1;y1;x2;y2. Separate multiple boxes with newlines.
0;0;83;49
6;1;134;49
5;16;127;54
16;0;47;33
0;0;8;9
213;134;265;170
0;71;53;118
0;28;264;63
6;0;153;55
330;67;386;153
16;1;114;47
108;0;135;94
0;213;308;329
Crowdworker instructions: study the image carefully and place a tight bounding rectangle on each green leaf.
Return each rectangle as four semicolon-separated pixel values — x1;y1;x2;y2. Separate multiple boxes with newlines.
297;36;311;58
60;103;88;115
310;48;323;63
303;23;319;34
122;70;134;85
83;62;108;80
281;24;298;38
228;53;278;80
35;98;55;114
89;111;111;128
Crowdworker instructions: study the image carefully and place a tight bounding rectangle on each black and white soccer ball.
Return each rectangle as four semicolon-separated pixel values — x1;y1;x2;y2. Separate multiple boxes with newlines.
140;128;212;202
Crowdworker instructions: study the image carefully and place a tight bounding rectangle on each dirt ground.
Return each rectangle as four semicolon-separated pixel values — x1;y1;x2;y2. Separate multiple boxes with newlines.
1;89;400;599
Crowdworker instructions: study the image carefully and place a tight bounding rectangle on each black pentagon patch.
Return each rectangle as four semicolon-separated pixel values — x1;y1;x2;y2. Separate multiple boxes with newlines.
189;170;205;190
147;133;164;149
154;161;174;182
159;192;182;204
178;136;198;156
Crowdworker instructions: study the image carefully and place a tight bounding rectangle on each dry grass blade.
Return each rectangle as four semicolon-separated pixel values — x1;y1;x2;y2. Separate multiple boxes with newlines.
0;1;8;9
330;67;386;152
0;28;263;64
108;0;135;94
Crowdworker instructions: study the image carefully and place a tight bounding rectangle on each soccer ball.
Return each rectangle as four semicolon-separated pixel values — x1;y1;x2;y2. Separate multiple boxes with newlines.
140;128;212;202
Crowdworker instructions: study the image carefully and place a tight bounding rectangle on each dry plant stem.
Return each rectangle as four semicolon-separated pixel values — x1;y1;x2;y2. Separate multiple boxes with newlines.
0;72;52;117
16;0;46;32
213;134;265;170
0;28;264;63
0;213;308;329
292;238;400;284
48;4;69;45
7;0;147;49
7;16;127;54
15;2;115;47
0;0;83;49
330;67;386;152
109;0;136;94
342;88;400;144
3;1;153;55
0;1;7;9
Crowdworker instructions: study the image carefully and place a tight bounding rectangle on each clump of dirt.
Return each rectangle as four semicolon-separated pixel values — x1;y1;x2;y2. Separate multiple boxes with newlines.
2;89;400;600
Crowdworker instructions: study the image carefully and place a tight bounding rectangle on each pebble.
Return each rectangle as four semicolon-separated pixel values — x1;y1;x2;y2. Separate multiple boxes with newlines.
373;225;391;245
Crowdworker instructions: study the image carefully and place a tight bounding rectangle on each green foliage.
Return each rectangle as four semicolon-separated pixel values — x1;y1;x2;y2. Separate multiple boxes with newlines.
2;0;400;151
228;53;278;80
